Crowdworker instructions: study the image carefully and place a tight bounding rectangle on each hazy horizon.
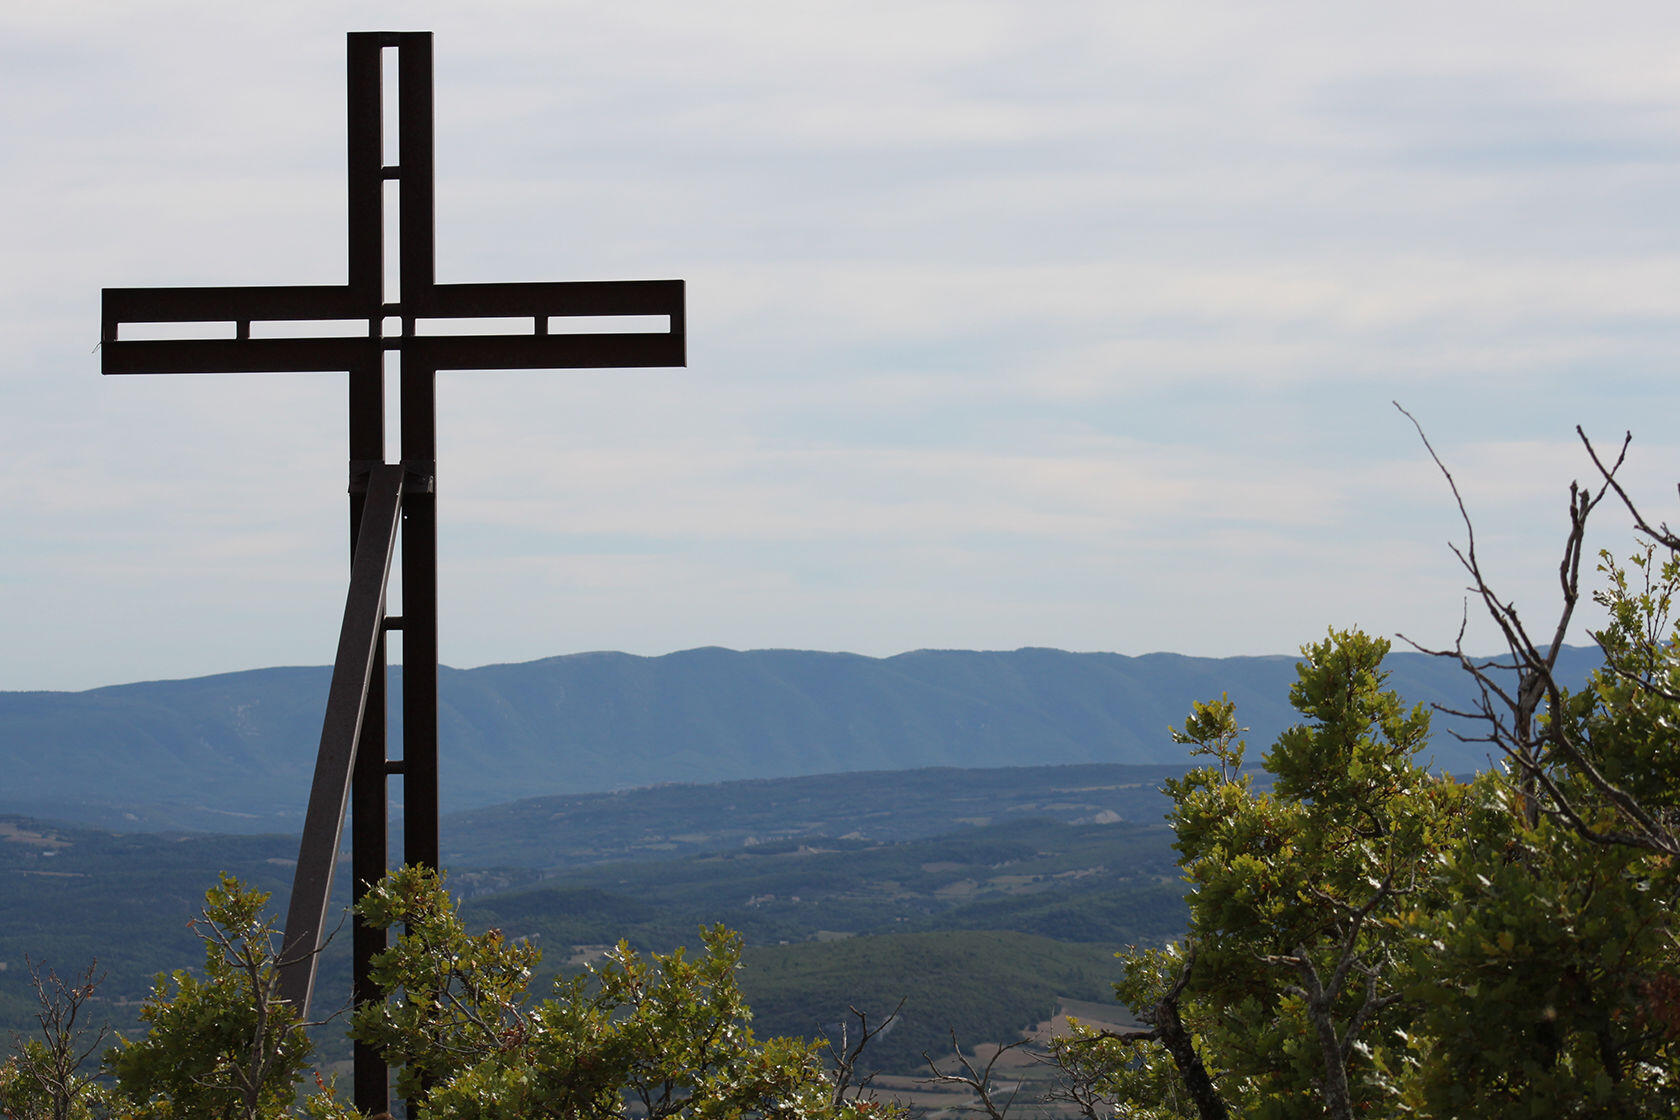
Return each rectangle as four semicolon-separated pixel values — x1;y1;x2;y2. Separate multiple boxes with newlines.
7;3;1679;690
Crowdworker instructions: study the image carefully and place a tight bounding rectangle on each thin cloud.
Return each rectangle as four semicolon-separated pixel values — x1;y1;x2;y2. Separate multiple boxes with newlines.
5;1;1680;689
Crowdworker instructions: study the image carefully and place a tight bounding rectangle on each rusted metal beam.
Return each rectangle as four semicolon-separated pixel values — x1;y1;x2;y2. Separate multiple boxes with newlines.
103;330;683;375
102;283;359;328
400;355;439;878
276;463;403;1016
423;278;684;318
101;337;372;375
99;277;684;375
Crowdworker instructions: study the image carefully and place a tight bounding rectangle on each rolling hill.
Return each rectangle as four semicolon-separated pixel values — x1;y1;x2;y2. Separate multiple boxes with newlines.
0;644;1599;831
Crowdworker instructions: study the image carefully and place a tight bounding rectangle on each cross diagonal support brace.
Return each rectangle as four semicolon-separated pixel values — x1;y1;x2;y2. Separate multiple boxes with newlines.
277;463;404;1016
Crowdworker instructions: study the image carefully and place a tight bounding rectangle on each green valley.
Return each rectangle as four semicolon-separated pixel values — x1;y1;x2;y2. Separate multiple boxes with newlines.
1;764;1187;1086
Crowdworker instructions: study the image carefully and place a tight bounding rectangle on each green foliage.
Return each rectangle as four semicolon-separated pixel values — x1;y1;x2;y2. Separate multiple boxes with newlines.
1387;548;1680;1118
1074;616;1680;1118
0;958;115;1120
1;1041;116;1120
350;864;542;1103
1161;631;1444;1117
353;864;889;1119
5;866;907;1118
1573;546;1680;825
104;874;315;1120
1059;943;1206;1119
1398;780;1678;1117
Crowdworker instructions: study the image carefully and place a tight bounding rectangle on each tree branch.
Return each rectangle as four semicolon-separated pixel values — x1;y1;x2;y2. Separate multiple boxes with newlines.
1394;404;1678;856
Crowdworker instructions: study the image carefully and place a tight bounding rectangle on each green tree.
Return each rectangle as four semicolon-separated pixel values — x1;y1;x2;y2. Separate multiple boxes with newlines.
1077;631;1456;1120
1054;423;1680;1118
0;960;115;1120
1397;773;1679;1116
353;864;893;1119
1063;611;1680;1117
103;874;316;1120
1391;544;1680;1117
5;866;895;1119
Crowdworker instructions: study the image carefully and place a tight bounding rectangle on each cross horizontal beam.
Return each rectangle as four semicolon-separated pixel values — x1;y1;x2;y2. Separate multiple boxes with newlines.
101;279;685;374
103;283;359;324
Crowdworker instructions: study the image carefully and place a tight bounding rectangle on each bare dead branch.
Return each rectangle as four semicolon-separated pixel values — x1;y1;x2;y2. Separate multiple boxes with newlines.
8;957;111;1120
824;998;904;1107
1038;1045;1113;1120
1578;428;1669;548
1394;404;1679;856
922;1030;1033;1120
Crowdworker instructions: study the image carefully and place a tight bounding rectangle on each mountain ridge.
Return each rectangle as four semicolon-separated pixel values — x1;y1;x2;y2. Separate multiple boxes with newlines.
1;644;1600;832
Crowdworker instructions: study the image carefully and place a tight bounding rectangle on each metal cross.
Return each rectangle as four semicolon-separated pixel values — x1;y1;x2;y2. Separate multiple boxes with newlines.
99;32;684;1113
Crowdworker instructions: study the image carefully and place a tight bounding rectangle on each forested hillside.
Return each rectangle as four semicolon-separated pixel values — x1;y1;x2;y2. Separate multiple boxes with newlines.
437;762;1191;867
1;764;1187;1078
0;645;1599;831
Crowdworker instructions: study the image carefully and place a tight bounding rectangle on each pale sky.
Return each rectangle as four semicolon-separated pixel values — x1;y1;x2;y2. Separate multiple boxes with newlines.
6;1;1680;692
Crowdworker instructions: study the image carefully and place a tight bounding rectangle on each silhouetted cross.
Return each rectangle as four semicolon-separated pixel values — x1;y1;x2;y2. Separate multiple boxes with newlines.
99;32;684;1115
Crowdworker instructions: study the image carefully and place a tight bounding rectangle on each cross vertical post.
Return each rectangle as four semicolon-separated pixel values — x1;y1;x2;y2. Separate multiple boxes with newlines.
344;32;388;1112
99;30;686;1116
397;34;440;883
